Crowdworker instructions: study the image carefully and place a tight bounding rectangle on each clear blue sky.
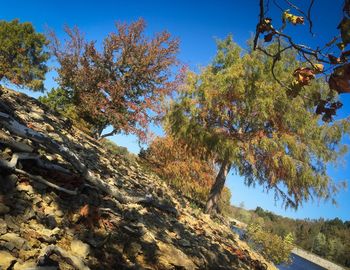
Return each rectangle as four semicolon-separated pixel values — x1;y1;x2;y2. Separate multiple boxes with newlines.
2;0;349;221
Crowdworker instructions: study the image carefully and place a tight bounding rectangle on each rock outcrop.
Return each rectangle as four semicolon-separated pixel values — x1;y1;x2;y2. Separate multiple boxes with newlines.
0;88;276;270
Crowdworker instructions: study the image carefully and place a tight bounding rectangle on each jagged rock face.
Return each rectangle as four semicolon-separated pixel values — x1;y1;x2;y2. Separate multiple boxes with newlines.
0;88;277;270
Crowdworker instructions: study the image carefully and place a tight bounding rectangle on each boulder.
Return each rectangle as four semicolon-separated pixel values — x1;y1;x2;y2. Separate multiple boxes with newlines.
0;203;10;215
0;232;27;250
0;250;16;269
71;239;90;258
156;241;197;270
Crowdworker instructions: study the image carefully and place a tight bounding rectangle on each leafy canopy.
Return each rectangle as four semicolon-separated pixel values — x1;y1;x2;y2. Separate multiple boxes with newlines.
48;19;179;139
0;19;48;91
167;36;350;209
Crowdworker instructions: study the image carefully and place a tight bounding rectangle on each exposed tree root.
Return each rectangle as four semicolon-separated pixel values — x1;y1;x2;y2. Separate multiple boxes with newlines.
0;152;70;174
0;111;119;197
0;111;178;212
134;195;178;216
15;168;78;195
0;152;77;195
0;130;34;152
0;111;86;173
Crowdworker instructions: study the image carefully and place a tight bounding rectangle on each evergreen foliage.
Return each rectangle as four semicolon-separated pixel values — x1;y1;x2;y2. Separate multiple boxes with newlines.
0;19;48;91
39;87;95;134
228;205;350;267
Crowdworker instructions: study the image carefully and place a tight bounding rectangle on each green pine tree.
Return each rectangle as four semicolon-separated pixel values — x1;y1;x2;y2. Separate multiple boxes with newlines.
0;19;48;91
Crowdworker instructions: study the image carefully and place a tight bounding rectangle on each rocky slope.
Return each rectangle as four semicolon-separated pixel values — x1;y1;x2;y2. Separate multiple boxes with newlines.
0;88;277;270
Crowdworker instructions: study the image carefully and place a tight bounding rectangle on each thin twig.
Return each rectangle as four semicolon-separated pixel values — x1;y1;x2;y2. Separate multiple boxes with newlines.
284;0;314;35
264;0;270;16
307;0;315;35
273;0;284;12
256;45;293;90
274;31;330;63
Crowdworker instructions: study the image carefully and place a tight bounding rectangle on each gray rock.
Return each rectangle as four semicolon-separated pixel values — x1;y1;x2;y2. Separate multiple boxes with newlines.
36;227;60;244
44;206;55;216
17;266;58;270
178;238;192;248
43;195;53;205
54;210;64;218
2;174;17;193
0;232;27;250
4;215;20;232
0;203;10;215
0;218;7;234
123;241;142;260
156;242;196;270
23;207;36;221
123;209;139;222
0;241;16;251
45;215;57;229
29;111;44;121
13;261;37;270
17;183;34;195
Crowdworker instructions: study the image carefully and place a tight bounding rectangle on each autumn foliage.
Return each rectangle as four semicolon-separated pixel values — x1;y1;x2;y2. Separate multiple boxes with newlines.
141;136;217;204
48;19;179;139
254;0;350;122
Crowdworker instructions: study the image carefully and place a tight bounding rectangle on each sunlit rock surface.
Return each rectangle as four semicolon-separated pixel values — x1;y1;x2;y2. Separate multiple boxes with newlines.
0;88;276;270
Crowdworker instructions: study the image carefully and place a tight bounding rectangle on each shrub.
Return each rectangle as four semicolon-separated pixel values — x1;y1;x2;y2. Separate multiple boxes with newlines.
246;223;294;264
141;136;219;205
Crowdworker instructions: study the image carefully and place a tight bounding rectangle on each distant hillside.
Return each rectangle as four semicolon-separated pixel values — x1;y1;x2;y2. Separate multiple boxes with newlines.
226;204;350;268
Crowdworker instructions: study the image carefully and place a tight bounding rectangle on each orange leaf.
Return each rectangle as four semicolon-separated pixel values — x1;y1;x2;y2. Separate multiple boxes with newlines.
79;204;90;218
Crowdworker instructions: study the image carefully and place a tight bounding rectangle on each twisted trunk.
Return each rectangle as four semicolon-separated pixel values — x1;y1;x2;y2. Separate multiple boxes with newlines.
205;158;231;214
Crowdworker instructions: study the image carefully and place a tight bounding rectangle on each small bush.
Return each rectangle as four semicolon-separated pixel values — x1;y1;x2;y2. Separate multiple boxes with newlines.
141;136;217;204
100;139;137;162
39;87;94;135
246;223;294;264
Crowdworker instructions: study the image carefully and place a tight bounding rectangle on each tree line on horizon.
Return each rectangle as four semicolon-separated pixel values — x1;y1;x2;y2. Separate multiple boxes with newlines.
0;0;350;219
229;205;350;267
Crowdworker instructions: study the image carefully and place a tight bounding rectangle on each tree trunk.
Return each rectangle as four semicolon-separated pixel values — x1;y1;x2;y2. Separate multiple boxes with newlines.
205;158;231;214
99;128;118;140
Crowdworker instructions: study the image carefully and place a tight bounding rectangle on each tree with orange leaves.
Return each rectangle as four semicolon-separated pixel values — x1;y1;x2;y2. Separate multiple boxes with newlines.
47;19;179;140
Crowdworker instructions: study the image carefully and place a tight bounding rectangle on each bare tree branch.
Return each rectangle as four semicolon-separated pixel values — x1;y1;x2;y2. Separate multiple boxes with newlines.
254;0;265;50
307;0;315;35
